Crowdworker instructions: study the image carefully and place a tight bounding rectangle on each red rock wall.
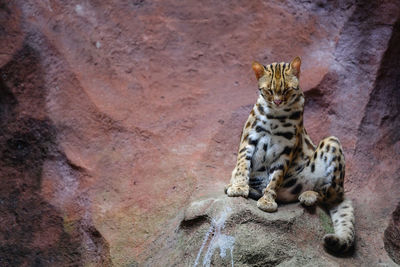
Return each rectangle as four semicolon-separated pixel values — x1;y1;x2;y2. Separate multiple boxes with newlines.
0;0;399;265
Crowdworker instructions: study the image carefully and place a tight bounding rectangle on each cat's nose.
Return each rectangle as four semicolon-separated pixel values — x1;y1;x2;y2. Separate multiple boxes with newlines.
274;99;282;106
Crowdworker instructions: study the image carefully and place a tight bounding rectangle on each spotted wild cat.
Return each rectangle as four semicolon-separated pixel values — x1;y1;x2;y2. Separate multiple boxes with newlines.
224;57;355;252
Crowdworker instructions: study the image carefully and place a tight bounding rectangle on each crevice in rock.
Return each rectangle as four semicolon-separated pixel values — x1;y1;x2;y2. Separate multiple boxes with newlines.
180;215;209;230
384;202;400;264
80;224;112;266
356;18;400;153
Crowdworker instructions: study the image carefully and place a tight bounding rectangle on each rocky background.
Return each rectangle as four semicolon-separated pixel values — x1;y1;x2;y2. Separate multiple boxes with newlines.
1;0;399;266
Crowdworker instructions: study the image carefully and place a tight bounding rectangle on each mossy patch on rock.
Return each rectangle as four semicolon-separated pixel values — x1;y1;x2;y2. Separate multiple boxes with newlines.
318;209;334;234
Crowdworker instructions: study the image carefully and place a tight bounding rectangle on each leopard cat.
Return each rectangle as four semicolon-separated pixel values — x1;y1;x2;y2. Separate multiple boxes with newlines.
224;57;355;252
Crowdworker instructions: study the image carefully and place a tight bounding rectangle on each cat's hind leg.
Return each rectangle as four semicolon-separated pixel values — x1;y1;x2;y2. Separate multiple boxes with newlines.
310;136;346;204
304;136;355;252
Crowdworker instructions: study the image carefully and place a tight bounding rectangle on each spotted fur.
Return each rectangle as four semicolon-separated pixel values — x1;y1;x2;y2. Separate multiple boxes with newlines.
224;57;355;252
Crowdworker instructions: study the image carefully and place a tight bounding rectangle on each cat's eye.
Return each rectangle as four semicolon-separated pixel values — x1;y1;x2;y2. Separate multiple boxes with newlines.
267;89;273;95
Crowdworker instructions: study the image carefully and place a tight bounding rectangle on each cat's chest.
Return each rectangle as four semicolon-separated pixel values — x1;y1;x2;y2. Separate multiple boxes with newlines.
251;112;297;142
249;114;297;166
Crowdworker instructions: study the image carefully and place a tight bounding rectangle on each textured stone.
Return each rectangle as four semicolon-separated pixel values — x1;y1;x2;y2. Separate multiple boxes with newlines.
147;195;348;266
0;0;400;265
385;203;400;264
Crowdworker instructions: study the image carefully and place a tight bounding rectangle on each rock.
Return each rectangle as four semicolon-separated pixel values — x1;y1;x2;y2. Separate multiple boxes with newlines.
385;203;400;264
0;2;23;68
0;0;400;265
147;194;346;266
0;43;111;266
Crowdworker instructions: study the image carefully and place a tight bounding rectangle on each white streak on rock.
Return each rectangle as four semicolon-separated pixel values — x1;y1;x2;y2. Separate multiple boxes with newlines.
193;223;214;267
194;207;235;267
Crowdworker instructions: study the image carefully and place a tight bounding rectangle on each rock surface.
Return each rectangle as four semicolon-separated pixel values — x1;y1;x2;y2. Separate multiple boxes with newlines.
385;203;400;265
146;194;348;266
0;0;400;266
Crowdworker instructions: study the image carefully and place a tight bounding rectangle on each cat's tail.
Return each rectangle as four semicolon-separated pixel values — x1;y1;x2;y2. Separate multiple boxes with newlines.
324;198;355;252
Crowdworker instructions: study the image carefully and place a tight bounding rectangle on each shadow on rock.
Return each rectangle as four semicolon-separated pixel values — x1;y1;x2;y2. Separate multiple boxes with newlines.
0;43;111;266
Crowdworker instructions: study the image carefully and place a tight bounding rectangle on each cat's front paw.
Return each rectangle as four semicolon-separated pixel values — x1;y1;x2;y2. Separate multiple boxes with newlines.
225;183;249;198
257;195;278;212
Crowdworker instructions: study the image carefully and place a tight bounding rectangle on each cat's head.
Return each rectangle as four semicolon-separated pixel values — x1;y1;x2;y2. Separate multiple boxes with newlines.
252;57;302;108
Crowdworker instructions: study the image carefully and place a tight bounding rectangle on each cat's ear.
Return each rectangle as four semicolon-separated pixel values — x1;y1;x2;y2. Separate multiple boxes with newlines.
252;61;266;80
290;56;301;78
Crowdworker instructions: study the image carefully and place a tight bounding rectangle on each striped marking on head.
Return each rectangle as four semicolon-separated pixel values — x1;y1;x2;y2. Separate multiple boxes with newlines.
275;63;281;80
